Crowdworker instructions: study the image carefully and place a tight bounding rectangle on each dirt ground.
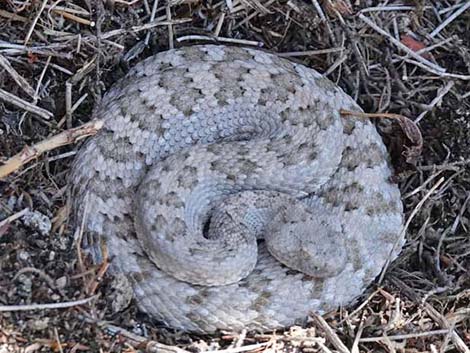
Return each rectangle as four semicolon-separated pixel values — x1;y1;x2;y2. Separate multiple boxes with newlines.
0;1;469;352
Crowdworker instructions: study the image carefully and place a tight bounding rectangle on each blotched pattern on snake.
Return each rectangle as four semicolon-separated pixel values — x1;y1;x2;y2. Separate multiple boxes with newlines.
70;45;404;333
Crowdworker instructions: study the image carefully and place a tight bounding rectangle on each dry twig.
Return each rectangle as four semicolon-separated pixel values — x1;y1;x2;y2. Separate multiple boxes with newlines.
0;88;52;120
358;14;446;73
310;312;351;353
0;54;36;99
24;0;49;45
0;208;29;229
0;120;104;179
424;304;470;353
415;81;455;123
52;9;95;27
176;35;263;47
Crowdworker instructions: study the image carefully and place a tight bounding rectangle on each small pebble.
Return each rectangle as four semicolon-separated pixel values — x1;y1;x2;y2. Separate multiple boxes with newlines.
22;210;51;236
27;317;50;331
17;249;30;262
109;274;133;313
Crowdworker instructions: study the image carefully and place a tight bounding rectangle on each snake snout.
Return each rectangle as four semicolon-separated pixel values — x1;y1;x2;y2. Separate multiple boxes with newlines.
265;203;348;278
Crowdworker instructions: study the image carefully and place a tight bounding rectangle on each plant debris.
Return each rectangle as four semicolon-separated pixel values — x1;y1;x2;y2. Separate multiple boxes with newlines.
1;0;470;352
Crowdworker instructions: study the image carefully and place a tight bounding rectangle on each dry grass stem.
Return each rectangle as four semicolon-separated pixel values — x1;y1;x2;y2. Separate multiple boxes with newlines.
145;0;159;45
359;5;432;13
359;329;451;342
401;57;470;80
0;9;28;22
310;0;326;21
105;326;191;353
24;0;49;45
176;35;263;47
379;177;446;284
34;55;52;99
65;82;73;128
358;14;446;73
278;47;344;57
85;259;110;295
0;296;98;312
430;1;470;38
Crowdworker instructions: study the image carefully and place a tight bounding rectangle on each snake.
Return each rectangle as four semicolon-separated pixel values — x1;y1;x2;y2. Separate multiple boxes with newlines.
69;45;405;333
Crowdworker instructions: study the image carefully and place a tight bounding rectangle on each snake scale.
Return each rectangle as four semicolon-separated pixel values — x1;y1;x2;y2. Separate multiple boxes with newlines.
70;45;405;333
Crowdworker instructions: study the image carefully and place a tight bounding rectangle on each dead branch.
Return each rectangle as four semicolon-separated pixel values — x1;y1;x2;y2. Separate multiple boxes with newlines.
0;120;104;179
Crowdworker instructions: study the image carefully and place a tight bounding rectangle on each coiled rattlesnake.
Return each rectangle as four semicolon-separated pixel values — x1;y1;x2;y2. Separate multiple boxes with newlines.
70;45;404;333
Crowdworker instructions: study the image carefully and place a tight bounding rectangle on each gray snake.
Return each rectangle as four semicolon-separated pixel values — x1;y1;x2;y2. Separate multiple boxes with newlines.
70;45;404;333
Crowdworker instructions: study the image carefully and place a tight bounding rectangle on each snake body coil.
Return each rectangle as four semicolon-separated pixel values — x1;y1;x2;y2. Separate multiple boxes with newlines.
70;45;404;333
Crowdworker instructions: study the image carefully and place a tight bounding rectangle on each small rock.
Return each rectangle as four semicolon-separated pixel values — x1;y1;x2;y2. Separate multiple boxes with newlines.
55;276;67;289
188;340;219;352
27;317;50;331
131;322;148;337
15;274;32;297
109;274;133;313
22;210;51;236
7;196;16;210
0;343;16;353
17;249;30;262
